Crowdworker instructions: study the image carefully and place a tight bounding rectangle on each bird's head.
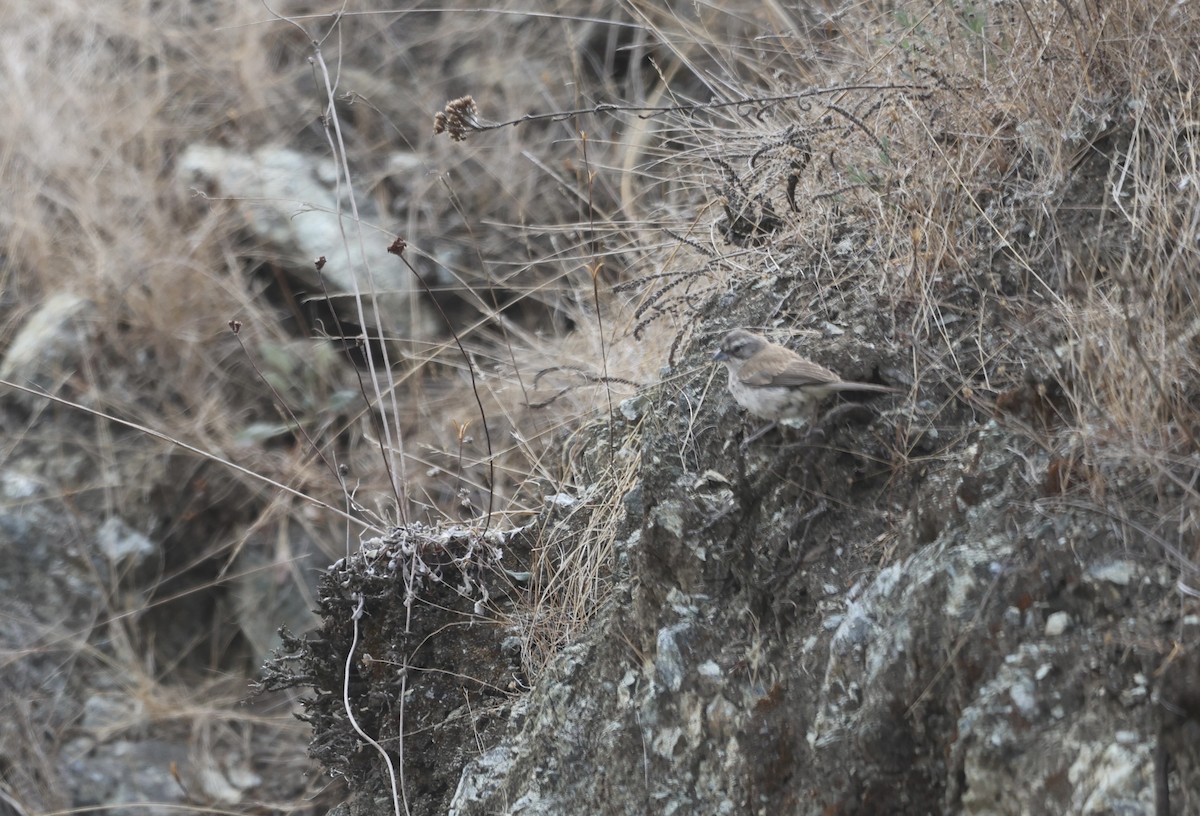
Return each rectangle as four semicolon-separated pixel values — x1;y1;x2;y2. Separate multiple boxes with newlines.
714;328;767;365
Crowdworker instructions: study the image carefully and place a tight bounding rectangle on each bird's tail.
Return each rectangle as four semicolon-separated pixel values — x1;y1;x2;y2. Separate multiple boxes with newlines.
829;381;900;394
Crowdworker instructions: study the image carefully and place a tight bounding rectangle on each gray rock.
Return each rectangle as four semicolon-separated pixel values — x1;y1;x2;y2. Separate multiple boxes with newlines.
229;525;321;667
95;517;156;570
64;739;189;816
655;622;690;693
0;293;92;406
176;143;433;342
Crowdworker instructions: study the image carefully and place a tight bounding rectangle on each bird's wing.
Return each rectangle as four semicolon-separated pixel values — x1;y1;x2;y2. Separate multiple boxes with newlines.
742;359;839;388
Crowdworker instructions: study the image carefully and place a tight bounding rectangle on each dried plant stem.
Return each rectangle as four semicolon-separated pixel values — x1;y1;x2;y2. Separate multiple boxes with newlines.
343;594;408;816
0;376;371;530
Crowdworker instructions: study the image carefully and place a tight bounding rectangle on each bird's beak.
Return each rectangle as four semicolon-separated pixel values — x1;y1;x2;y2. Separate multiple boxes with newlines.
713;348;729;363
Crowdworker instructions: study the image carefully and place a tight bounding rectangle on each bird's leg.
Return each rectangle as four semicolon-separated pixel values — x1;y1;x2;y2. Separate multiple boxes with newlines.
819;401;872;429
820;402;857;426
783;406;827;448
800;423;826;443
740;420;779;449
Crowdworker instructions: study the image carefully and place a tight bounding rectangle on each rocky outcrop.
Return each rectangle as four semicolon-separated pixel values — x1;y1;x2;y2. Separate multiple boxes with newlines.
278;297;1200;814
441;414;1197;815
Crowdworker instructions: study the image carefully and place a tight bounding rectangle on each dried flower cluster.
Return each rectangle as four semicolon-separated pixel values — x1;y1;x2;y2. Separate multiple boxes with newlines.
433;95;480;141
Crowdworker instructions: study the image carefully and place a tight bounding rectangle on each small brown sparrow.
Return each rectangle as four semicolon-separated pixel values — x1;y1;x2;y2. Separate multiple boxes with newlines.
714;328;897;442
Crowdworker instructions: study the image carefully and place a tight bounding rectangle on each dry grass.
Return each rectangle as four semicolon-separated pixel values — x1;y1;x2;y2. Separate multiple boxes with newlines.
2;0;1199;811
637;0;1200;484
0;1;714;811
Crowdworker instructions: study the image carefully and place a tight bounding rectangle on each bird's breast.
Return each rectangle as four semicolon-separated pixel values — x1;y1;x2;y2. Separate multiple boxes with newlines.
728;377;816;422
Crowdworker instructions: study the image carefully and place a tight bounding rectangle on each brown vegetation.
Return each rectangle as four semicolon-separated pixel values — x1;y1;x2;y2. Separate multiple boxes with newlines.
1;0;1198;813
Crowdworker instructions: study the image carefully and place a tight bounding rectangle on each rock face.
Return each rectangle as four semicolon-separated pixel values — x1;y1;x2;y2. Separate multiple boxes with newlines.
438;414;1197;815
280;324;1199;815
